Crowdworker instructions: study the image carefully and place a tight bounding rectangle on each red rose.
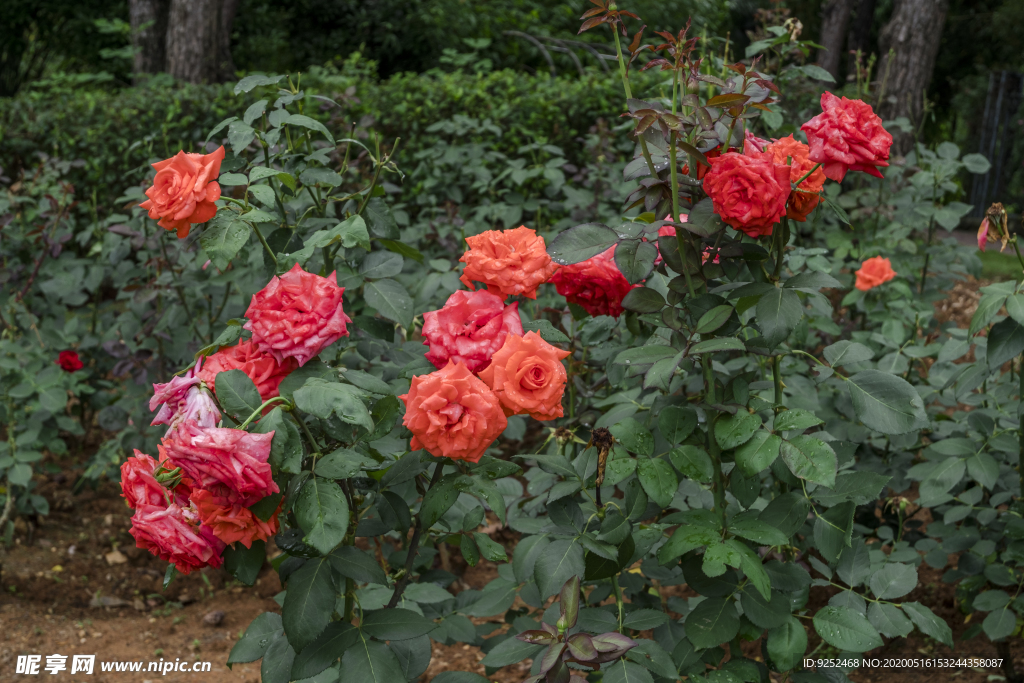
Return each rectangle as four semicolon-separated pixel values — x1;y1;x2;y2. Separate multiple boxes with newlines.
548;247;637;318
129;503;225;575
57;350;83;372
190;487;280;549
801;92;893;182
244;263;352;367
681;147;721;180
120;451;177;510
159;421;277;506
199;339;298;401
702;152;791;238
854;256;897;291
139;146;225;239
422;290;524;373
762;135;826;222
399;361;507;464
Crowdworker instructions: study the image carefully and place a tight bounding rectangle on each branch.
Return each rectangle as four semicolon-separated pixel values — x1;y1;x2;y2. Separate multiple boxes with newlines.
386;460;446;608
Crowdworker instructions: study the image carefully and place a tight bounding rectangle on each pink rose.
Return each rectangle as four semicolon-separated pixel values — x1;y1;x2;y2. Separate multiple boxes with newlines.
422;290;524;373
159;421;277;506
800;92;893;182
129;503;225;574
244;263;352;367
120;450;175;510
150;362;220;434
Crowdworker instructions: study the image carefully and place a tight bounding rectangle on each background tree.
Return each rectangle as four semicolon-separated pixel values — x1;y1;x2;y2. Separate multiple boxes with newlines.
816;0;853;81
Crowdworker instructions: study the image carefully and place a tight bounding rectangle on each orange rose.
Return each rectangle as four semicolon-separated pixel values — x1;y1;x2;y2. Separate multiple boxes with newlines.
854;256;896;291
763;135;825;222
140;146;225;238
399;361;507;463
459;226;559;300
190;487;279;549
478;331;570;421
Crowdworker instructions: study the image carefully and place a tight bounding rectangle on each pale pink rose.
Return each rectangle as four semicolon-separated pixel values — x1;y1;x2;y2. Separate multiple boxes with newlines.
422;290;524;373
159;421;277;506
129;503;225;574
149;362;220;433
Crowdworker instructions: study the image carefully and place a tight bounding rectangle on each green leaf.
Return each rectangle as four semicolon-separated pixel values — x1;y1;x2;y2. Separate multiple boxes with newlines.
987;317;1024;370
215;369;262;423
685;597;740;649
282;557;335;651
201;214;251;270
614;346;677;366
983;608;1016;641
522;319;570;344
780;436;837;487
293;378;373;433
759;492;810;536
669;445;713;483
255;407;304;474
341;633;406;683
234;73;284;94
755;288;802;348
681;198;723;238
290;623;358;680
420;473;459;528
822;340;874;367
773;409;823;433
689;337;745;354
962;153;991;174
696;305;734;334
295;478;350;554
847;370;926;434
602;660;655;683
283;114;335;144
473;533;508;562
868;563;917;600
867;603;913;639
391;635;431;681
364;197;399;240
463;578;517;617
228;612;283;664
364;278;414;330
480;637;544;668
902;601;953;647
969;290;1010;337
658;406;697;444
610;417;654;456
657;523;720;564
307;216;371;251
767;616;807;671
328;546;388;585
783;270;842;291
534;538;585;598
729;515;788;546
431;673;491;683
547;223;620;265
615;239;658;284
637;458;678;507
223;540;266;586
621;287;666;314
362;608;438;640
261;633;296;683
812;471;890;507
812;606;883;652
622;609;669;631
228;120;255;153
317;448;378;480
277;361;335;401
358;251;404;281
812;501;854;563
715;412;761;450
735;431;781;476
378;238;424;263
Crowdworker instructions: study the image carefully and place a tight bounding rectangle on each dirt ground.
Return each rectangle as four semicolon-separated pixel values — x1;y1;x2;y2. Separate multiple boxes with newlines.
2;275;1014;683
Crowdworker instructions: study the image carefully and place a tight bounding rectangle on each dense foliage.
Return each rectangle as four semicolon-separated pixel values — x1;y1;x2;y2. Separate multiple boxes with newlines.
5;4;1024;683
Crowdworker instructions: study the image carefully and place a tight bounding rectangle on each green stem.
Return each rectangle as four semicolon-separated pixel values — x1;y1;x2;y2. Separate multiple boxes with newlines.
611;575;625;634
610;25;659;179
292;412;322;456
793;162;822;189
918;218;935;295
670;133;697;299
237;396;292;430
387;460;446;608
250;221;278;268
703;359;727;528
773;355;784;415
344;576;355;622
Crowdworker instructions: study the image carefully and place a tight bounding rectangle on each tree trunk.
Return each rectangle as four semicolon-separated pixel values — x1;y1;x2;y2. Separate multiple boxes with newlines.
846;0;876;61
165;0;235;84
129;0;170;79
817;0;855;82
878;0;949;153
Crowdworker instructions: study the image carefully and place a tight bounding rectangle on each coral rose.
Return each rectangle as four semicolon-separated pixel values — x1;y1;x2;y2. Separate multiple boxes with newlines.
57;350;83;372
190;487;279;548
244;263;352;367
459;226;558;300
703;151;791;238
129;503;225;574
199;339;298;401
150;362;221;434
548;247;637;318
801;92;893;182
121;451;174;510
159;421;278;506
422;290;524;373
854;256;897;291
478;331;570;421
762;135;825;222
399;361;507;463
681;147;721;180
139;146;225;238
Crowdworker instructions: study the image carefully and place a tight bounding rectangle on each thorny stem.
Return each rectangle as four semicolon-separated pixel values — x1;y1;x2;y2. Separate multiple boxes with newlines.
610;25;659;179
387;461;446;608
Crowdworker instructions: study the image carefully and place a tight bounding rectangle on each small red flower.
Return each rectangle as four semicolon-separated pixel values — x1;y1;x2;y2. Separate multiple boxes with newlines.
57;350;83;372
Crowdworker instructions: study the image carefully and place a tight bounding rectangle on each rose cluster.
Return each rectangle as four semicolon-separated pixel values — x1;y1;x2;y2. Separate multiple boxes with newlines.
404;227;571;463
123;263;353;573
